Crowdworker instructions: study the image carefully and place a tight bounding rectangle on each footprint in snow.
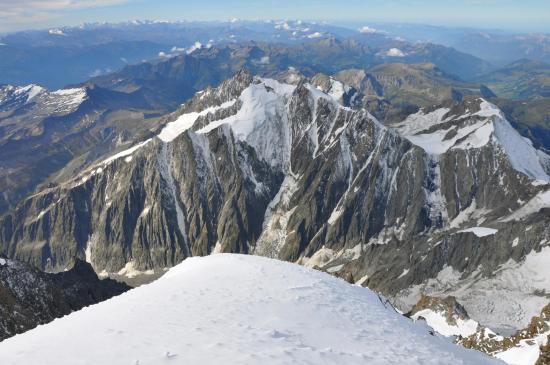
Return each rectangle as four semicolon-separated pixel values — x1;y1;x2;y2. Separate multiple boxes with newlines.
269;329;291;339
165;351;177;359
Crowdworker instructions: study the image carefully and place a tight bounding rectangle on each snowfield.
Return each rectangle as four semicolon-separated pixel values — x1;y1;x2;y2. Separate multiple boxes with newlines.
0;255;501;365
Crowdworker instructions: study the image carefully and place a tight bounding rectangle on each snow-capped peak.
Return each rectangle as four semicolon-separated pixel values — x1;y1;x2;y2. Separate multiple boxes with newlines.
1;84;89;117
0;254;501;364
15;84;45;102
393;99;550;182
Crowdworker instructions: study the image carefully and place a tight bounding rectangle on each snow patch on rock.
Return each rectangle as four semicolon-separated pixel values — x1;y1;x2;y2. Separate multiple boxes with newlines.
412;309;479;338
458;227;498;238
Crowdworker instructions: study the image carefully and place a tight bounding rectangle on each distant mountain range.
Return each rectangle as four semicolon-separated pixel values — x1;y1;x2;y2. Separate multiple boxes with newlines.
349;22;550;66
0;21;495;89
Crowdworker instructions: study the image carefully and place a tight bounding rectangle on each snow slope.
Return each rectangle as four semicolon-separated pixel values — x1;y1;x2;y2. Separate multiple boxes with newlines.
0;255;501;365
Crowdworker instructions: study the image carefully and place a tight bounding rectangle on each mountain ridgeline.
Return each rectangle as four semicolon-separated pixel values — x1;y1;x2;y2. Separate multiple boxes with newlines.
1;70;549;335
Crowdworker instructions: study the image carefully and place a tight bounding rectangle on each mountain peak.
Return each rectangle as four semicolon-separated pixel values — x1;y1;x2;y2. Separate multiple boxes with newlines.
393;98;550;181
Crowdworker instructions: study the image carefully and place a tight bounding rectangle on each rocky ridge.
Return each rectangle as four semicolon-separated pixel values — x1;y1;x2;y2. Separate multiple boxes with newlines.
0;256;129;341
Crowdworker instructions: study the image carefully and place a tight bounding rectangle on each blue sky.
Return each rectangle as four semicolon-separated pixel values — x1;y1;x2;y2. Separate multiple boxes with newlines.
0;0;548;33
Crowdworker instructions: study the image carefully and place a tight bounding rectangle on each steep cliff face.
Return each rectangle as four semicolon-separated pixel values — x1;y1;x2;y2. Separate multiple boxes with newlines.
1;71;549;333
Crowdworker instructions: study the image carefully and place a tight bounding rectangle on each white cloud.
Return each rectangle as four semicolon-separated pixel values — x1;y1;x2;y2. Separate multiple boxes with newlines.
0;0;129;31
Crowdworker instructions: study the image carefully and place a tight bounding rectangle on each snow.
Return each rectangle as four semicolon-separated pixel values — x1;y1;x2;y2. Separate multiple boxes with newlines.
400;119;492;155
195;79;295;168
386;48;406;57
449;200;491;229
48;29;66;36
14;84;45;103
302;246;336;268
355;274;369;286
157;100;236;142
457;227;498;237
0;255;501;365
503;189;550;221
0;258;6;266
412;309;479;338
495;340;543;365
197;81;294;137
326;79;348;103
307;32;323;39
489;105;550;182
51;87;87;106
84;235;95;264
116;261;155;279
398;269;410;278
197;85;277;137
101;139;152;165
212;241;223;254
327;208;343;225
25;85;44;101
358;26;378;33
453;122;494;150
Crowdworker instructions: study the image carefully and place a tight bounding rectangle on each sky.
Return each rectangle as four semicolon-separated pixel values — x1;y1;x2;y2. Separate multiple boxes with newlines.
0;0;548;33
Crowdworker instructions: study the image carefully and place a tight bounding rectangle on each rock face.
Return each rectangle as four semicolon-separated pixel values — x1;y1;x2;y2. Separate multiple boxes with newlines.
0;256;129;341
1;70;550;334
537;339;550;365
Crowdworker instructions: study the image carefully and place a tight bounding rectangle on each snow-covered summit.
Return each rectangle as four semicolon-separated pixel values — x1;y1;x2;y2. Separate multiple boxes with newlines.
0;255;501;365
393;98;550;181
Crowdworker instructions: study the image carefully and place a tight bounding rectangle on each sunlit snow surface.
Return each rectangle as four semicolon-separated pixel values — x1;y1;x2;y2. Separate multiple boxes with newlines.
0;255;501;365
457;227;498;237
